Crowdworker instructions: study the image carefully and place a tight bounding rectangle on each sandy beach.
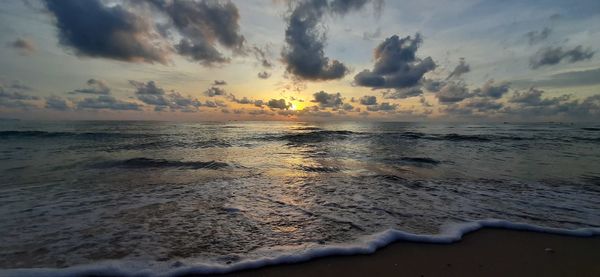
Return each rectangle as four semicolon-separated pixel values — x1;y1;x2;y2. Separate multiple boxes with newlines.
209;229;600;277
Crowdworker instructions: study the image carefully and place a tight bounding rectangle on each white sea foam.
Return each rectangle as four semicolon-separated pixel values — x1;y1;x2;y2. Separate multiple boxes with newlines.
2;219;599;277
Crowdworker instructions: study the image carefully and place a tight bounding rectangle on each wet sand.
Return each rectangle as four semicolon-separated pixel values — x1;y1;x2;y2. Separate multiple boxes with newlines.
207;228;600;277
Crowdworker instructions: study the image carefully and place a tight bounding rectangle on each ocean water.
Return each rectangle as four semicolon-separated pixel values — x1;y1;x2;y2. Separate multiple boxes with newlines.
1;120;599;276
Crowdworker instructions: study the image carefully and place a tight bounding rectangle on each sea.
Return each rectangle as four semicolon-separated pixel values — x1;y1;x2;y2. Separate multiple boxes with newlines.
1;120;599;276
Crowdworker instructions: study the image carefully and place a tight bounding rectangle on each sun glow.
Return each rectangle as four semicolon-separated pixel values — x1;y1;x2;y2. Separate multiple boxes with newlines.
289;101;305;111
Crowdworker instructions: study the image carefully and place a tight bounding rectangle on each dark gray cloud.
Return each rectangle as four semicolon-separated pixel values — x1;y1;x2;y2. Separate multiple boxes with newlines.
530;45;595;69
383;86;423;99
504;89;599;119
435;79;510;105
282;0;376;80
151;0;244;65
0;82;38;109
354;34;436;94
229;95;264;107
312;91;343;108
9;37;36;55
76;95;141;111
45;96;70;111
266;98;290;110
258;71;271;79
129;80;165;95
0;90;39;101
204;86;227;97
252;46;273;68
463;98;503;112
509;88;568;106
472;80;510;99
525;27;551;45
213;80;227;86
446;58;470;79
203;100;227;108
342;103;355;111
366;102;397;112
70;79;111;95
248;109;275;116
359;95;377;105
0;99;36;109
42;0;170;64
422;79;444;92
131;80;201;111
435;81;470;104
0;81;39;102
175;39;228;65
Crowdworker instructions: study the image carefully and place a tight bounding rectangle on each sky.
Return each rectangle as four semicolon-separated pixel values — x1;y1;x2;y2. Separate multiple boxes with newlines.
0;0;599;122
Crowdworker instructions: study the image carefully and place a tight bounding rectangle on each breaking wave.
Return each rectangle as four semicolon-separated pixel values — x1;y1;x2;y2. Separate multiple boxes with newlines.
3;219;598;277
95;158;231;170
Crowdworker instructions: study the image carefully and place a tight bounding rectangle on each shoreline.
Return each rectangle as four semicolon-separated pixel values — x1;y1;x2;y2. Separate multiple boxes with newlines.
210;228;600;277
3;223;599;277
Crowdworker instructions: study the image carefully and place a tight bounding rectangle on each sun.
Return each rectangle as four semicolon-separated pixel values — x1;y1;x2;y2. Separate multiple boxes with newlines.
289;101;305;111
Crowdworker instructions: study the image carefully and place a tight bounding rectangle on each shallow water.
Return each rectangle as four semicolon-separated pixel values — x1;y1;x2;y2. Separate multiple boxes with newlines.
0;121;599;274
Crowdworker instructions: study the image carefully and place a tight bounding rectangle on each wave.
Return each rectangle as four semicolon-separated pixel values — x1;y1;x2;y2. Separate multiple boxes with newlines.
582;127;600;131
3;219;598;277
276;130;362;145
0;130;153;140
298;165;342;173
95;158;230;170
396;157;441;165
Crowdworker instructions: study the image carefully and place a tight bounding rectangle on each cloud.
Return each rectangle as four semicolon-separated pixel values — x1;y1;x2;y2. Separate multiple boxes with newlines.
258;71;271;79
203;100;227;108
509;88;568;106
525;27;551;45
446;58;470;79
266;98;290;110
511;67;600;88
282;0;376;80
0;81;38;109
129;80;165;95
0;90;39;101
204;86;227;97
472;80;510;99
354;34;436;93
229;95;264;107
383;86;423;99
0;81;39;109
45;96;70;111
0;99;37;109
463;98;503;112
151;0;244;65
363;27;381;40
359;95;377;105
342;103;355;111
248;109;274;116
366;102;397;112
504;89;600;119
435;81;470;104
9;38;36;55
130;80;201;111
530;45;595;69
70;79;111;95
213;80;227;86
175;39;228;65
42;0;171;64
76;95;141;111
312;91;343;108
252;45;273;68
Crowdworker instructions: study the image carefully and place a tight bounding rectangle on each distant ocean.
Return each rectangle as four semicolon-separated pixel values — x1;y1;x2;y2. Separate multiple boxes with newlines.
1;120;599;276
